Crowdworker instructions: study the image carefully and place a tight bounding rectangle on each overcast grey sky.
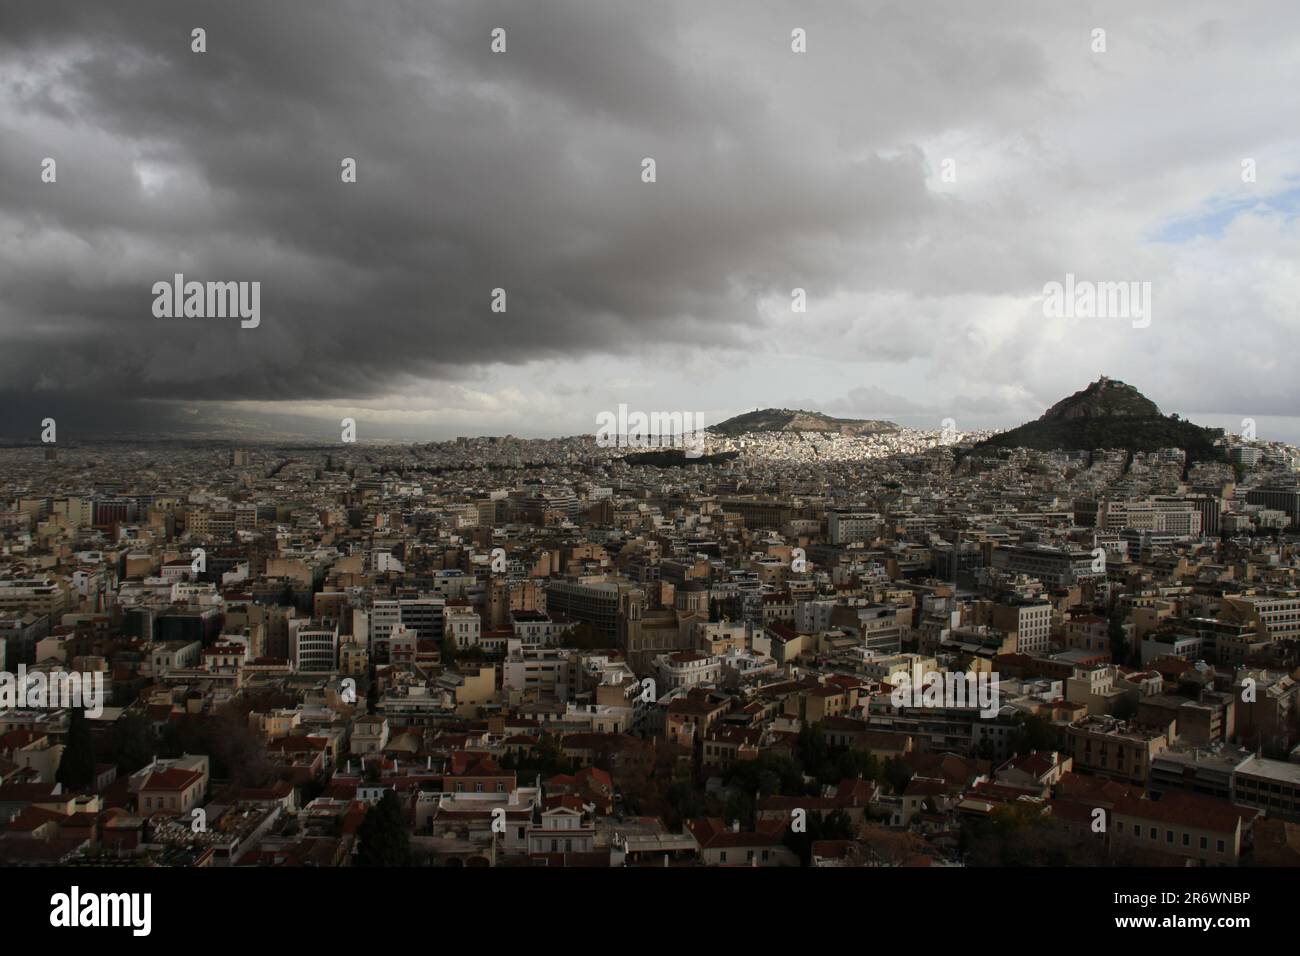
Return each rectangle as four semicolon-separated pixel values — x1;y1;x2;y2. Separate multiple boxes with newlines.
2;1;1299;442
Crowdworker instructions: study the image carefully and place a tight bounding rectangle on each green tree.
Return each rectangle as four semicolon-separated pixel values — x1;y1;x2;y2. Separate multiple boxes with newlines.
57;708;97;791
111;710;157;775
355;790;412;866
784;808;855;866
439;634;457;666
961;804;1108;866
725;755;805;797
831;747;881;784
884;756;912;795
665;780;708;828
1107;607;1130;667
157;720;184;759
723;790;755;831
511;733;573;780
1011;714;1058;755
796;721;832;783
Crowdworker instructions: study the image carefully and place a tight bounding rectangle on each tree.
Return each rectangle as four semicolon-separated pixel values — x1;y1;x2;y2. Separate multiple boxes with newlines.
511;733;573;780
111;710;157;775
795;722;832;783
784;808;855;866
355;790;412;866
832;747;881;784
57;708;97;791
157;720;184;759
961;804;1108;866
884;756;912;795
1107;607;1130;667
1011;714;1057;755
366;680;379;715
725;755;804;797
439;633;457;666
209;708;269;788
723;790;755;831
665;781;708;829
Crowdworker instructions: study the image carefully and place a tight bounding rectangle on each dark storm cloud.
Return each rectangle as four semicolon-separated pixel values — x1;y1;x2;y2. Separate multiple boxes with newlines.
6;0;1297;440
0;0;952;415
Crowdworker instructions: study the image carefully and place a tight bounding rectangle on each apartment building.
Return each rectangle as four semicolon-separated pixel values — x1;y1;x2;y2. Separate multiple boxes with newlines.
1245;484;1300;527
546;577;626;639
829;602;906;655
1220;592;1300;642
137;767;206;816
990;546;1102;589
289;618;339;673
1231;754;1300;822
503;641;575;700
1148;747;1244;801
1097;791;1251;865
1082;497;1203;537
1062;716;1170;785
827;510;882;545
0;578;71;617
655;651;722;691
977;598;1053;654
368;596;446;660
443;604;482;650
528;806;595;857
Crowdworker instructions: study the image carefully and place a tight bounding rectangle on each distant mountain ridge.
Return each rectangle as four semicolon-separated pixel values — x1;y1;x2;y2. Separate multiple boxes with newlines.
974;377;1223;458
710;407;898;437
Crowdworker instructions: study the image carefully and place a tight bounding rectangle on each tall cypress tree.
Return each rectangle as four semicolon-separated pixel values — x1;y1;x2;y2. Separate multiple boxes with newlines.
57;708;97;791
355;790;412;866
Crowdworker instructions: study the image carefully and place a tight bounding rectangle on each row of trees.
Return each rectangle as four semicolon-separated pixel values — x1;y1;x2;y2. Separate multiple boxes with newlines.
56;699;279;792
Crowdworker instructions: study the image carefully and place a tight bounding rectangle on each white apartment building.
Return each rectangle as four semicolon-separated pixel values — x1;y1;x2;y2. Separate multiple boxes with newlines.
0;578;70;616
443;604;481;649
148;640;202;677
1221;593;1300;642
511;611;571;646
369;596;446;658
528;806;595;856
655;651;722;691
1092;498;1204;537
503;641;574;699
290;618;339;672
828;510;882;546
